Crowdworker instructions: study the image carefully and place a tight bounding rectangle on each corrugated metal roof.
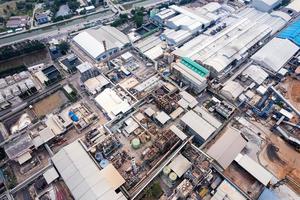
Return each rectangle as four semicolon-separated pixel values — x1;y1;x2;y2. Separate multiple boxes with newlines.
52;141;126;200
278;18;300;46
180;57;209;78
206;128;247;169
235;153;273;186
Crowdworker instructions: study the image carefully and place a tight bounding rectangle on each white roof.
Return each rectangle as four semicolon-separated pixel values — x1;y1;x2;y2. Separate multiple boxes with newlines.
181;110;216;141
279;108;293;119
235;153;273;186
34;70;49;84
17;152;32;165
94;88;131;119
179;91;198;108
242;64;268;85
172;7;290;74
155;8;176;20
52;141;126;200
286;0;300;12
73;26;129;59
211;180;247;200
169;125;187;140
257;85;268;95
144;107;155;117
120;52;133;61
193;106;222;129
206;128;247;169
155;111;171;125
43;167;59;184
84;75;110;95
253;0;280;6
251;38;299;72
76;62;93;73
32;127;56;148
221;81;244;100
168;154;191;177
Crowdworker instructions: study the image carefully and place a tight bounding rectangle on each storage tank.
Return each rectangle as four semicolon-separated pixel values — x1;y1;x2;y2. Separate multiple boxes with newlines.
169;172;177;182
95;152;104;161
163;166;171;176
90;147;96;154
100;159;109;168
131;138;141;149
69;111;79;122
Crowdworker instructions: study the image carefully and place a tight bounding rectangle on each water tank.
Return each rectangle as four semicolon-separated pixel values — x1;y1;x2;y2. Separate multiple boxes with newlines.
131;138;141;149
100;159;109;168
69;111;79;122
90;147;96;154
95;152;104;161
163;166;171;175
169;172;177;182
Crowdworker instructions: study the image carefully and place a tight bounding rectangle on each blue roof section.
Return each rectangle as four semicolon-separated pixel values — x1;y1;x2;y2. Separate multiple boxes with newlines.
277;18;300;46
258;188;279;200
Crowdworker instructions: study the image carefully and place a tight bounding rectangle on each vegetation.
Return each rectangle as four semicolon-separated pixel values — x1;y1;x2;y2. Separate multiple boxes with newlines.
111;13;128;27
131;7;144;28
51;0;80;21
0;147;6;161
0;65;27;78
145;182;163;200
63;84;79;102
0;40;45;61
58;41;70;54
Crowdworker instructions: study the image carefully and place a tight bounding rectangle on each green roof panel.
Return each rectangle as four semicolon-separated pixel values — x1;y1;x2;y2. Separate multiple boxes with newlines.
180;57;209;78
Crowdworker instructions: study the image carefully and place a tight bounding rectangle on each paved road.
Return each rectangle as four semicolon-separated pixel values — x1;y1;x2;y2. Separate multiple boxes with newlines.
0;10;114;46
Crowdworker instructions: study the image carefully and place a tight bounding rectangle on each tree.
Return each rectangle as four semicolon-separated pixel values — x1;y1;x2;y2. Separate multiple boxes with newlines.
58;41;70;54
68;0;80;11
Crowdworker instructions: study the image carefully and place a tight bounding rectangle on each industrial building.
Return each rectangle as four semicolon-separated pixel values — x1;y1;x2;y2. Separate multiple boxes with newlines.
221;81;245;101
206;128;247;169
180;108;221;144
172;7;290;78
94;88;131;119
285;0;300;12
251;38;299;73
252;0;282;12
52;141;126;200
171;57;209;94
241;64;269;85
73;26;130;61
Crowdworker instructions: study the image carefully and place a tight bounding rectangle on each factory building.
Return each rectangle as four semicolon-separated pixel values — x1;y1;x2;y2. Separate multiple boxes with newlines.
73;26;130;61
172;7;290;79
171;57;209;94
251;38;299;73
52;141;126;200
180;107;221;144
206;128;247;169
285;0;300;13
252;0;282;12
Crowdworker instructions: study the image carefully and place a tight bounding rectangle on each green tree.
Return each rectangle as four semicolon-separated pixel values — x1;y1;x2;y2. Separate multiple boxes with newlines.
58;41;70;54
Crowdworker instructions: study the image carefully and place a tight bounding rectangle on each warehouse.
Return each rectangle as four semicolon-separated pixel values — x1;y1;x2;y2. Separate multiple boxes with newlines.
73;26;130;61
52;141;126;200
172;7;290;78
286;0;300;12
221;81;244;101
206;128;247;169
252;0;282;12
171;57;209;94
241;64;269;85
94;88;131;119
251;38;299;73
180;109;219;144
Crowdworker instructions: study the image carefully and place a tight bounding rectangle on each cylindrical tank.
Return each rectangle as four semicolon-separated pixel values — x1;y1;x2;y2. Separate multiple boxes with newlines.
100;159;109;168
68;111;79;122
131;138;141;149
169;172;177;182
95;152;104;161
163;166;171;176
90;147;96;154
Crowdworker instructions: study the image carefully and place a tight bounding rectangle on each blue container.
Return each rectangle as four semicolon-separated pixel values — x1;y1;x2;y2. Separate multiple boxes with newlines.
100;159;109;168
68;111;79;122
95;152;104;161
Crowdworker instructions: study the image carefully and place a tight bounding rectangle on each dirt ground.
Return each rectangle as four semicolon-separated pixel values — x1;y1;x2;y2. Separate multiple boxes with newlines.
33;90;68;117
281;77;300;111
259;133;300;194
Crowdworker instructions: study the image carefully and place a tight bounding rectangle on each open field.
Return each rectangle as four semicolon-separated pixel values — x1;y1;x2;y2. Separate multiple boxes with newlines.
33;90;68;117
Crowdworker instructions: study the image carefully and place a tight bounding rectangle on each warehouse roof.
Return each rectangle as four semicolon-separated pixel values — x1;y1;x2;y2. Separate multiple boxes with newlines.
193;106;222;129
168;154;191;177
169;125;187;140
221;81;244;100
286;0;300;12
94;88;131;119
206;128;247;169
52;141;126;200
181;110;216;141
278;18;300;46
235;153;273;186
242;64;268;85
251;38;299;72
73;26;129;60
211;180;247;200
